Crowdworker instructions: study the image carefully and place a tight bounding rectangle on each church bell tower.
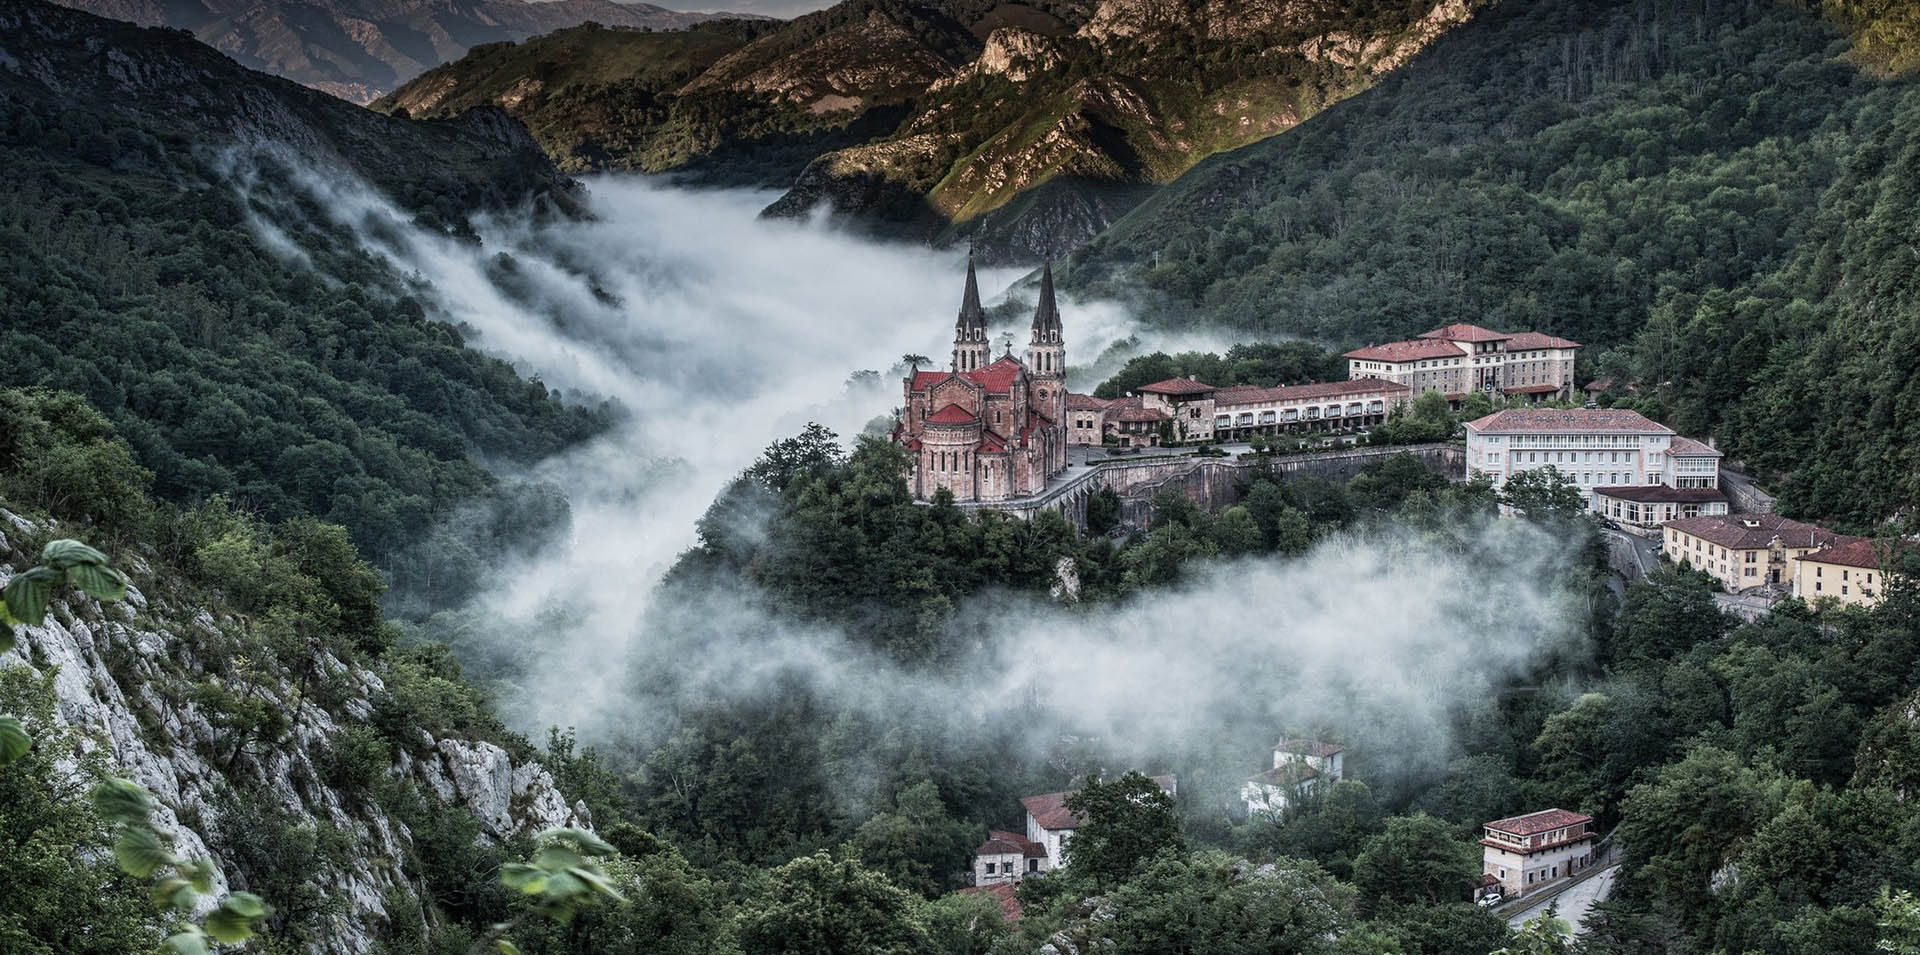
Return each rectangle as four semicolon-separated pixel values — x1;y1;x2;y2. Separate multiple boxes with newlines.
951;253;990;373
1026;262;1066;423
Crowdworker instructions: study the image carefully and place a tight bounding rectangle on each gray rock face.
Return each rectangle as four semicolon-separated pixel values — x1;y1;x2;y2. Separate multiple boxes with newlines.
0;510;583;954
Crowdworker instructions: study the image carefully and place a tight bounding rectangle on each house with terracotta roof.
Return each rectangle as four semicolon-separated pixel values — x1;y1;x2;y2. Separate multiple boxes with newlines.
1464;409;1729;524
972;829;1049;886
1662;513;1859;593
1064;393;1118;446
1016;774;1178;870
1241;739;1345;818
895;259;1069;502
1134;377;1219;443
1344;323;1580;403
1481;808;1596;899
1792;539;1910;607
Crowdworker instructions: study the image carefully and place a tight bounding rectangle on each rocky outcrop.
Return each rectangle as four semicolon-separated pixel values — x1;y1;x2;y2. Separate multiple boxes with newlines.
0;510;581;955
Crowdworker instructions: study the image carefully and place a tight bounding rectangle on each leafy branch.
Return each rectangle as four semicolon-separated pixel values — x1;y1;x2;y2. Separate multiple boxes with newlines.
92;777;270;954
0;539;129;762
487;827;626;955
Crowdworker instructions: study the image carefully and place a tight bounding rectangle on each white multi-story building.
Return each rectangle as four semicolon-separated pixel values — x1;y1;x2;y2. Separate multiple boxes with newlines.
1464;409;1729;526
1345;324;1580;403
1481;808;1596;899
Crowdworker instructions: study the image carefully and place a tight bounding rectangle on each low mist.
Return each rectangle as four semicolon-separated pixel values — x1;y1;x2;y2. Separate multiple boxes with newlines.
237;159;1586;805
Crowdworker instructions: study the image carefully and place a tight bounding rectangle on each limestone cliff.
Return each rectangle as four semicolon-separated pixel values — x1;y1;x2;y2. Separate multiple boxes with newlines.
0;509;582;955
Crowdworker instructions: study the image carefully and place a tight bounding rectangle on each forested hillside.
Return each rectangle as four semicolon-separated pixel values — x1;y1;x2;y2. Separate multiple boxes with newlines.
379;0;1484;260
48;0;739;104
1066;0;1920;525
0;1;609;576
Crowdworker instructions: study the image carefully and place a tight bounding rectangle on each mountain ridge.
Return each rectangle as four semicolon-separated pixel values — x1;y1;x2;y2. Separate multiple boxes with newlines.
47;0;761;103
378;0;1486;261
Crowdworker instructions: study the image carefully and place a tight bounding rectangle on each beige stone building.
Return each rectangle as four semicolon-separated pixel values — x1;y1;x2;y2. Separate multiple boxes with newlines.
896;261;1068;502
1792;539;1908;607
1662;514;1857;593
1211;379;1410;439
1345;323;1580;403
1481;809;1596;899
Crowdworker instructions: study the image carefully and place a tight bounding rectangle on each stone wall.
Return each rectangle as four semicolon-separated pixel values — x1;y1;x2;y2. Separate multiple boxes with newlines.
945;444;1465;531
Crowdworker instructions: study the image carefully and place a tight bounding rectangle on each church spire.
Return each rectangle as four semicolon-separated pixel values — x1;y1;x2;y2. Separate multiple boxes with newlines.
957;251;985;335
951;250;991;373
1030;261;1061;344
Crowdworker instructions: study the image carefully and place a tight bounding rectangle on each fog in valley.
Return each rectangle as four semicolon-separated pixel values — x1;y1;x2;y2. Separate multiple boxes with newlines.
240;163;1590;807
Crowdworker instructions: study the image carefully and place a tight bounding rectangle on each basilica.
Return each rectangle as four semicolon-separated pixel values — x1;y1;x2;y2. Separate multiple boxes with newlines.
896;260;1070;503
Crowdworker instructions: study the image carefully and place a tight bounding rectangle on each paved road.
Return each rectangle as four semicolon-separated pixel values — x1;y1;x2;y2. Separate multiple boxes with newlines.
1603;529;1659;581
1508;865;1619;936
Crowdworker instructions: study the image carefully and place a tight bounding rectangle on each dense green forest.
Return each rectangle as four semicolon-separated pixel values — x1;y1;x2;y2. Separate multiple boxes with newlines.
0;1;611;592
1067;0;1920;525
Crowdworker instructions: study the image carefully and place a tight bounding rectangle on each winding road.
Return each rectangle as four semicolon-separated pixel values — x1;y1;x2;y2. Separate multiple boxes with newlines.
1506;864;1620;936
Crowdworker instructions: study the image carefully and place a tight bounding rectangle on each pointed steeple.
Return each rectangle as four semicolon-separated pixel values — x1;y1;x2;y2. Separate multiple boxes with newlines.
1030;261;1061;343
951;250;991;373
957;251;986;336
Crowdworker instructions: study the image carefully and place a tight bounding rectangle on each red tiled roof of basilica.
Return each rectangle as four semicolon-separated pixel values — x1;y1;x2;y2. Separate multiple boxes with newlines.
965;357;1025;393
926;403;978;425
911;370;955;390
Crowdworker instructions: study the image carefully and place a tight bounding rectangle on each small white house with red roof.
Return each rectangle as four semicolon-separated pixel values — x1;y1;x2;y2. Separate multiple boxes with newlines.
972;830;1049;886
1241;739;1344;818
1008;774;1178;871
1481;808;1595;898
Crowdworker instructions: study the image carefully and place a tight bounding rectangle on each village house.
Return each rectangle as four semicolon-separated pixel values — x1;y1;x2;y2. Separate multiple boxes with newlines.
1241;739;1345;818
977;774;1179;876
895;260;1068;503
1345;323;1581;404
1791;539;1901;607
1464;408;1729;524
971;830;1049;886
1481;808;1596;899
1663;513;1858;593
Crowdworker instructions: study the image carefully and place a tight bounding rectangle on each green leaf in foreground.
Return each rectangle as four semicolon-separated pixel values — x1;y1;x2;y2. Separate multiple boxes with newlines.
40;539;109;569
114;825;175;878
65;562;128;601
0;715;28;763
3;566;61;624
91;777;155;826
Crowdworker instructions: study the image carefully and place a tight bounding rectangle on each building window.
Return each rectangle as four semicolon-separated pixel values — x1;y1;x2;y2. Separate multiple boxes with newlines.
984;863;996;874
